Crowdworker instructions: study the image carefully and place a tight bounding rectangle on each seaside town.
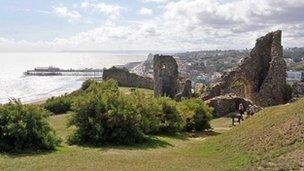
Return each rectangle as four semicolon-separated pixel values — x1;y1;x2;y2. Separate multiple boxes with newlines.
118;47;304;87
24;47;304;85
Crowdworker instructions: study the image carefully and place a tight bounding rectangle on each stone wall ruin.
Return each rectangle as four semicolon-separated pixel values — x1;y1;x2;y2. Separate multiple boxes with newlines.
204;30;288;107
103;67;154;89
175;79;192;101
153;55;179;98
205;95;254;117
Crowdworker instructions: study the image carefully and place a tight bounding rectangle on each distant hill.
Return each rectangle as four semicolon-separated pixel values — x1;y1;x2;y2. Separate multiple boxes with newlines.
175;50;248;73
284;47;304;62
203;99;304;170
174;48;304;74
124;48;304;83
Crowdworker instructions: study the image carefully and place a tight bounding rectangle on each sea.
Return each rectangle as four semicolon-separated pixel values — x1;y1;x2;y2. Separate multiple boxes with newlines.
0;52;147;104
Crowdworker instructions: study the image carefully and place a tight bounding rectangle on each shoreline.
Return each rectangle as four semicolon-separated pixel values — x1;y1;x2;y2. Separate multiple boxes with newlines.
25;98;48;105
1;59;147;106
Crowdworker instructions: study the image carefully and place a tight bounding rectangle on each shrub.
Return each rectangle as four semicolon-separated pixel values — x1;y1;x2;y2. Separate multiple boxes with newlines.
68;82;144;145
44;95;71;114
67;80;212;146
85;79;119;94
81;79;96;91
0;100;61;153
178;99;212;132
155;97;184;134
129;91;161;134
43;80;118;115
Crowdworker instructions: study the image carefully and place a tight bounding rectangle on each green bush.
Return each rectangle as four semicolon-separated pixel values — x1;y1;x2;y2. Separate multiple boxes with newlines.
156;97;184;134
0;100;61;153
44;95;71;114
128;91;161;134
68;82;144;145
81;79;96;91
178;99;212;132
84;79;119;94
67;80;212;146
43;80;118;115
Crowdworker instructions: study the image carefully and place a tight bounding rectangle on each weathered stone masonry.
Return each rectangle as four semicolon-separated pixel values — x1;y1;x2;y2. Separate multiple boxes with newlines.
153;55;179;98
175;79;192;101
103;67;154;89
204;30;288;107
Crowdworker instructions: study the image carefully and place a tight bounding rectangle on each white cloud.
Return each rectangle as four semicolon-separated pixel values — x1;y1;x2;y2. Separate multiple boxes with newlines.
138;8;153;16
142;0;168;3
53;6;82;23
164;0;304;32
81;1;124;19
2;0;304;51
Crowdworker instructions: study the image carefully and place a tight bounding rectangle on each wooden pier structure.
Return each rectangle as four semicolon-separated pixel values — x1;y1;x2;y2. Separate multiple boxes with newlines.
24;67;103;76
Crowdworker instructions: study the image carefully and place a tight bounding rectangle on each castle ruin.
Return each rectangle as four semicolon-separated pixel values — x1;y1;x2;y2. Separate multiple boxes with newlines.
153;55;179;98
103;67;154;89
204;30;288;107
175;79;192;101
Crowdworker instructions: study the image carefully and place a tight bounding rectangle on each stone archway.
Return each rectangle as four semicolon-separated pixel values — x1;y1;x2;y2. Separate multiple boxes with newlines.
204;30;288;107
229;78;250;99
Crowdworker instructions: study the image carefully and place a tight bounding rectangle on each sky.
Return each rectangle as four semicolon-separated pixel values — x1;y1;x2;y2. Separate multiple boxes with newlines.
0;0;303;52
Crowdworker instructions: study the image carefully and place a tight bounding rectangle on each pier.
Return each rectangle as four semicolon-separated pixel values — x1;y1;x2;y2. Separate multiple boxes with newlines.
24;67;103;76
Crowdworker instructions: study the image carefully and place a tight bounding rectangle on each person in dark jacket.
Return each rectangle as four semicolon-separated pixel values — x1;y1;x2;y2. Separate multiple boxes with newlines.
238;103;245;120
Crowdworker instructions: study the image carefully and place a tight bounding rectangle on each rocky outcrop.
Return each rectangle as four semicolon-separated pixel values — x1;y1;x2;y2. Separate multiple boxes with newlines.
103;67;154;89
175;79;192;101
204;30;288;107
205;95;253;117
154;55;179;98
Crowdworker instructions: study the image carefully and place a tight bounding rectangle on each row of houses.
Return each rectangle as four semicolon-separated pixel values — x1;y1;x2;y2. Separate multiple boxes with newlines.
287;71;304;82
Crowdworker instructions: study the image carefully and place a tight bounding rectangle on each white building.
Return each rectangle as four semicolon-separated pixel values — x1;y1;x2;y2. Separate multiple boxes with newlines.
287;71;303;82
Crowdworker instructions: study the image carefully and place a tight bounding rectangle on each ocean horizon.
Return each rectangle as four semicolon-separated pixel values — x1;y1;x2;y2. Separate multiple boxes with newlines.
0;52;148;104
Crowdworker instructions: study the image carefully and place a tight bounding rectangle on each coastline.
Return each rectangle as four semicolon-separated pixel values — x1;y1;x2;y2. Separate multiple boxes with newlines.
25;62;144;105
24;97;48;105
0;57;147;106
0;52;148;107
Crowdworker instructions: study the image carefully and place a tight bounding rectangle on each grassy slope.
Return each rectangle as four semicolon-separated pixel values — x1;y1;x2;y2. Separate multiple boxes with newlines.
0;114;231;171
119;87;154;95
0;99;303;170
200;99;304;170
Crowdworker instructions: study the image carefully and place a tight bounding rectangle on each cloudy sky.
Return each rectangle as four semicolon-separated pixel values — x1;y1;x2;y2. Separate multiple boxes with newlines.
0;0;303;51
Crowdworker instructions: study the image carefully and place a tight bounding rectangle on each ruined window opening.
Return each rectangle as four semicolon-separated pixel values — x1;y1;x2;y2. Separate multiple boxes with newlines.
162;64;166;69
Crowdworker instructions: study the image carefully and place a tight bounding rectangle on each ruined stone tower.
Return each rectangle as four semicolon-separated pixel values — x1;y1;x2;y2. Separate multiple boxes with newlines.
153;55;179;98
175;79;192;101
204;30;287;107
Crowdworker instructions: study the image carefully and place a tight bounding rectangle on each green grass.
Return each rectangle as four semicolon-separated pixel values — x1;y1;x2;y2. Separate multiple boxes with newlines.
200;100;304;170
210;117;232;133
119;87;154;95
0;114;231;171
1;100;303;170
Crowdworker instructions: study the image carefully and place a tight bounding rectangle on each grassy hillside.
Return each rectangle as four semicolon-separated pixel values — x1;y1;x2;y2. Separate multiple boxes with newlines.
0;113;230;171
0;99;303;170
200;99;304;170
119;87;154;95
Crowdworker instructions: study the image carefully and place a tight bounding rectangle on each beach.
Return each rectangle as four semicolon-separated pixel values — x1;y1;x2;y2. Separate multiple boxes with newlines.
0;52;147;104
